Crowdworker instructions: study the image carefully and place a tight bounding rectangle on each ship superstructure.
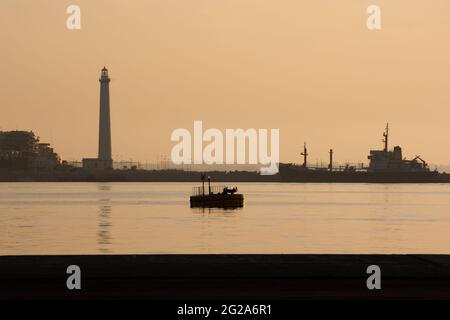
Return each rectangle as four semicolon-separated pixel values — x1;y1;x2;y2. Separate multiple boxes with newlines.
367;124;428;173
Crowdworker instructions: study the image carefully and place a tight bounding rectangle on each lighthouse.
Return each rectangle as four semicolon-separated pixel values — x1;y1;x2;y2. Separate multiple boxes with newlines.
82;67;113;170
98;67;112;164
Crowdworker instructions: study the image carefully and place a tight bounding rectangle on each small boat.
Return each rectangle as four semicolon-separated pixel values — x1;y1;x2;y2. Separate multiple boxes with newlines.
190;175;244;208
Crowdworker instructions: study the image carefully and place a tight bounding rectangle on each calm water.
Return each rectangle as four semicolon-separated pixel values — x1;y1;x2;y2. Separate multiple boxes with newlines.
0;182;450;255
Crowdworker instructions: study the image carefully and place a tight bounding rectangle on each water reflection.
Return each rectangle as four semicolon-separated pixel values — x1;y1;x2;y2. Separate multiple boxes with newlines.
191;207;243;216
97;184;112;253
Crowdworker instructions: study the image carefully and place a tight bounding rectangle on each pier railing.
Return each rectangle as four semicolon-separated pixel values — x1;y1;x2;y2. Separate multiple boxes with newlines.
296;162;368;172
192;185;228;196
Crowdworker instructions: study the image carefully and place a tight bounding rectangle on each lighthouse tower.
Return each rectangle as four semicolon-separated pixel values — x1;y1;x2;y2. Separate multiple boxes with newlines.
82;67;113;170
98;67;112;166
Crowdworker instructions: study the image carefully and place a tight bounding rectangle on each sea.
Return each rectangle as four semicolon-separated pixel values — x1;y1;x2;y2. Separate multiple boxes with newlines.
1;182;449;255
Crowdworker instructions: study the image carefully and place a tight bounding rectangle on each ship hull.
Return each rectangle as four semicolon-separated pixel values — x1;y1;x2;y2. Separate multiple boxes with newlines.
190;194;244;208
279;164;450;183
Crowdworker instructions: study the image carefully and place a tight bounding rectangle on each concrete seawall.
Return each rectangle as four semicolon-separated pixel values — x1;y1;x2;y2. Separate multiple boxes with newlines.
1;254;450;299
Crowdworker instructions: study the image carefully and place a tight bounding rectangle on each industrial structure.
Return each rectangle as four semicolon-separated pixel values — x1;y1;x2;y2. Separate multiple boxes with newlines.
83;67;113;170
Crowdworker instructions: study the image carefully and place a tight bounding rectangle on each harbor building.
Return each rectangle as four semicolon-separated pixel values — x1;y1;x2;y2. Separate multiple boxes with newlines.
0;131;60;170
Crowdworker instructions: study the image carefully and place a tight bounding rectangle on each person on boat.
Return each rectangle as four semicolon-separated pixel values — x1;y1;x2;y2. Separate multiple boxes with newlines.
222;187;238;195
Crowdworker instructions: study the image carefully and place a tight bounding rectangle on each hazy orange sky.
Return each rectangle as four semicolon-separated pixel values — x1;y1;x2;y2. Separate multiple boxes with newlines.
1;0;450;165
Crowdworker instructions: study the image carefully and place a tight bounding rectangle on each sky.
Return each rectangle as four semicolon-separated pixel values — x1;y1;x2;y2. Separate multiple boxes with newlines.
1;0;450;166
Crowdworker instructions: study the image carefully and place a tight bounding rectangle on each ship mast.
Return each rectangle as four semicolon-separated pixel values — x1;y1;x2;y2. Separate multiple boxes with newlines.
329;149;333;172
301;142;308;168
382;123;389;152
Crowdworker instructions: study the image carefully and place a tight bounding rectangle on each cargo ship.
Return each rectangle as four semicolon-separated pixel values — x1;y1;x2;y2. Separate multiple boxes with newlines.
279;124;450;183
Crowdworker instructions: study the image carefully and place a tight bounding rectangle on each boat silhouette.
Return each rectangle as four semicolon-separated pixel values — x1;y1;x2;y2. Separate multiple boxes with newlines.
190;175;244;208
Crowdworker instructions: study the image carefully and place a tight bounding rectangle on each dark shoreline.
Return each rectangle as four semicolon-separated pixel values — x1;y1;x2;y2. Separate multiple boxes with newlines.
1;254;450;299
1;168;450;183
